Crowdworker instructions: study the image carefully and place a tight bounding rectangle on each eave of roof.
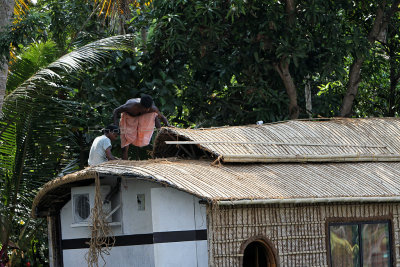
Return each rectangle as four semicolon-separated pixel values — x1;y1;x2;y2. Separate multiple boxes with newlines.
32;158;400;218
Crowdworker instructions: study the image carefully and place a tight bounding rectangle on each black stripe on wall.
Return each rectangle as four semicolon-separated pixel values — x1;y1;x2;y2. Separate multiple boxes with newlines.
61;229;207;250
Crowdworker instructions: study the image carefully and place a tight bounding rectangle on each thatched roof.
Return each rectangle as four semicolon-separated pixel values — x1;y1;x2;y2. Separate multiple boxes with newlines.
33;158;400;218
32;117;400;218
153;117;400;163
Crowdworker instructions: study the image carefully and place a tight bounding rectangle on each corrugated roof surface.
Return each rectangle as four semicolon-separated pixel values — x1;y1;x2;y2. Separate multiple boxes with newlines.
91;159;400;200
154;118;400;163
32;159;400;217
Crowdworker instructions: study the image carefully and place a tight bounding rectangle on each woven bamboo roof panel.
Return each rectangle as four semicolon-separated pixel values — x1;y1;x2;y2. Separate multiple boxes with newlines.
32;159;400;217
153;118;400;163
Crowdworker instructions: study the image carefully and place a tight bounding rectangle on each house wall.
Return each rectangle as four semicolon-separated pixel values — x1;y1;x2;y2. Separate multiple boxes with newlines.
151;187;208;267
59;178;207;267
207;202;400;267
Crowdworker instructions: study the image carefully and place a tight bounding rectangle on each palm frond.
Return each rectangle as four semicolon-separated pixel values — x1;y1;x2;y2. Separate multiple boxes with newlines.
1;33;136;198
7;41;59;93
0;34;136;252
6;34;135;103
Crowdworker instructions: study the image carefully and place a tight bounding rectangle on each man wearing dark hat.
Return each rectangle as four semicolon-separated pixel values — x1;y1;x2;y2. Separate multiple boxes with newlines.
88;125;119;166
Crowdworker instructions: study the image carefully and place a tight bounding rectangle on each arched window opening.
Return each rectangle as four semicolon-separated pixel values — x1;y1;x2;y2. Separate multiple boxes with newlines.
242;240;277;267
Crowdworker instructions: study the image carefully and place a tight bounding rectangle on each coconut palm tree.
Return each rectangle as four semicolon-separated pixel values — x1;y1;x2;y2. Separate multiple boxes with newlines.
0;34;135;265
0;0;16;113
0;0;37;114
0;0;151;114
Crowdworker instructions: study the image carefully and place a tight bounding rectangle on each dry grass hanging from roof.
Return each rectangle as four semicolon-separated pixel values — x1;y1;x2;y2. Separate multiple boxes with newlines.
86;173;115;267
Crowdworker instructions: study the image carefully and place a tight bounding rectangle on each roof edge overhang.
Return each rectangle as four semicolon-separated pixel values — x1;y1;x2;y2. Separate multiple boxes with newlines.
33;159;400;218
222;154;400;163
218;196;400;205
31;169;98;218
31;162;212;218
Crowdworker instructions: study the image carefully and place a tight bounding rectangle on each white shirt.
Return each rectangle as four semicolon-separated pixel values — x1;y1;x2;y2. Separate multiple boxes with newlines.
88;135;112;166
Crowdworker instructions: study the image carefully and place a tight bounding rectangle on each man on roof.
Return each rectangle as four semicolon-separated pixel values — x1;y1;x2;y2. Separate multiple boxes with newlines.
88;125;119;166
113;94;170;160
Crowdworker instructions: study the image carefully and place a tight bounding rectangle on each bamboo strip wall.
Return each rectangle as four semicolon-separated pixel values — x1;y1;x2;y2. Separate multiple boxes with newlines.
207;203;400;267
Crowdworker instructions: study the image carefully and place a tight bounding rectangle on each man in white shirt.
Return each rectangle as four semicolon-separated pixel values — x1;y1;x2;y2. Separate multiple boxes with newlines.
88;125;119;166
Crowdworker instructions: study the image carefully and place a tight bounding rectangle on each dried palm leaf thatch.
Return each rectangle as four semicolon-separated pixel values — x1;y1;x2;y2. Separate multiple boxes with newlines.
33;159;400;217
154;118;400;163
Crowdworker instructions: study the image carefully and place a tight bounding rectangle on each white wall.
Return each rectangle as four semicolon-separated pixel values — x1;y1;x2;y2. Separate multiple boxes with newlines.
63;245;155;267
151;187;208;267
59;178;207;267
61;200;90;239
121;179;161;234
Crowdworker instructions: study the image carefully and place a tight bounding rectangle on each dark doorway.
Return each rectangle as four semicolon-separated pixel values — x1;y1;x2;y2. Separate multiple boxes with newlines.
243;240;277;267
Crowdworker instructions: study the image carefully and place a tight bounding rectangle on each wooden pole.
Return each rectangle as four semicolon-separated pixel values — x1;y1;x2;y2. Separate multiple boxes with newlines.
165;140;387;149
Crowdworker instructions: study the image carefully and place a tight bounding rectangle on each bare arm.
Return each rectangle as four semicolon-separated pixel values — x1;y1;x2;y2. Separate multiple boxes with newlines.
105;147;116;161
155;116;161;129
113;105;129;126
152;106;170;127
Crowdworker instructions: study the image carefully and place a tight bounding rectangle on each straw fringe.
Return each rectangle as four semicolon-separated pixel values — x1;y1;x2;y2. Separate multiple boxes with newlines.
31;168;97;218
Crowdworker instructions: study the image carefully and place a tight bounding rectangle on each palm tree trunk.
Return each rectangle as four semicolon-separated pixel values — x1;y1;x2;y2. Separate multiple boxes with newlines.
0;61;8;114
0;0;15;114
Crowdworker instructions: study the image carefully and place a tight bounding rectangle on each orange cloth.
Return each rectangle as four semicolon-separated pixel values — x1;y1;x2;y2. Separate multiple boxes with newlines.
120;112;158;147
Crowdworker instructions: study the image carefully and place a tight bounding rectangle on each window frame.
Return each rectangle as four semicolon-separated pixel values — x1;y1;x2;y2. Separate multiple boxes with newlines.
327;218;393;267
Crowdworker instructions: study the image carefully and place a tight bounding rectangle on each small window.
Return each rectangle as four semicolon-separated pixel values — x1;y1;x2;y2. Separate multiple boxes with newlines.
73;194;90;223
329;221;392;267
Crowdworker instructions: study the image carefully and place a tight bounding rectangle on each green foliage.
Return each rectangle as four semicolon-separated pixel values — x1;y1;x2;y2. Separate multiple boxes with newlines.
3;0;400;264
44;0;109;51
135;0;356;123
0;34;135;264
7;41;59;93
315;79;345;117
0;10;50;62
